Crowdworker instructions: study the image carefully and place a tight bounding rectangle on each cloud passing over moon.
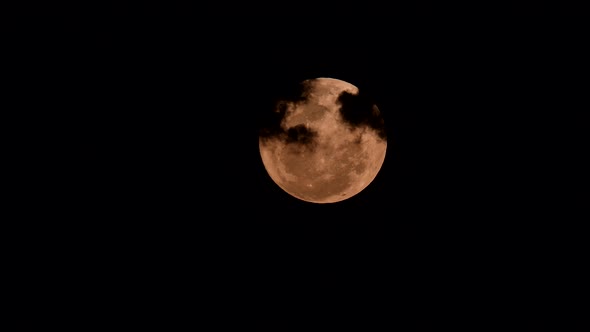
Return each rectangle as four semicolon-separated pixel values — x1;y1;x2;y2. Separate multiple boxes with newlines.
259;77;387;204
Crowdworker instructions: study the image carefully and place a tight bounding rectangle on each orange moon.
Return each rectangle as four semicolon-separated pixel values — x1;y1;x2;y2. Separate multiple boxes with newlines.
259;77;387;203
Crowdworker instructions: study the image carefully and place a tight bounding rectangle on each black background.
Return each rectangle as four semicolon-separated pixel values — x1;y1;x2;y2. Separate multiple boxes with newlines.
43;12;588;328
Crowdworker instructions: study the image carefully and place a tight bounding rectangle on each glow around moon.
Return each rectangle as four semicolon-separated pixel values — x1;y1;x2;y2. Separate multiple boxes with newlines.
259;77;387;203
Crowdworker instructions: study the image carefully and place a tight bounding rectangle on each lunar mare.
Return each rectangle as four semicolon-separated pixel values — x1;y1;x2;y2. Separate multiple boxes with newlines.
259;77;387;203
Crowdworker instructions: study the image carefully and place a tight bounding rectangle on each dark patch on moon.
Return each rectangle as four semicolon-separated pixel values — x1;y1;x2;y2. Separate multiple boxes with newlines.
337;90;387;140
277;79;313;108
260;123;318;153
258;105;288;141
353;131;363;144
286;124;317;145
259;80;314;144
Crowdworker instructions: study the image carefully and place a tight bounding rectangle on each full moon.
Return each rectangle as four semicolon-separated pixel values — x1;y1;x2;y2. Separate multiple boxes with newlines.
259;77;387;203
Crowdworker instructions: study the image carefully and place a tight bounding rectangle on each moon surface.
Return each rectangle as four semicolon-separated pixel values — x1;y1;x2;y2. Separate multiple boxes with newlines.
259;77;387;203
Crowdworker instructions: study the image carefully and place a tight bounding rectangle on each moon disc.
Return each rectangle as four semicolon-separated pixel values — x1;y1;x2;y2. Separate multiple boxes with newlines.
259;77;387;203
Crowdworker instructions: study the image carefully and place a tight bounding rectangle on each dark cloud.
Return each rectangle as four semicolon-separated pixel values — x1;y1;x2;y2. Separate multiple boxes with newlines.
285;124;318;145
260;123;319;152
278;79;313;105
259;102;289;141
337;90;387;140
259;80;314;144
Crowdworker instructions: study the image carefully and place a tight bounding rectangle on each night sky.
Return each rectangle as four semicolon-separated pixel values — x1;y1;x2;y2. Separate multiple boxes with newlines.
67;14;587;328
